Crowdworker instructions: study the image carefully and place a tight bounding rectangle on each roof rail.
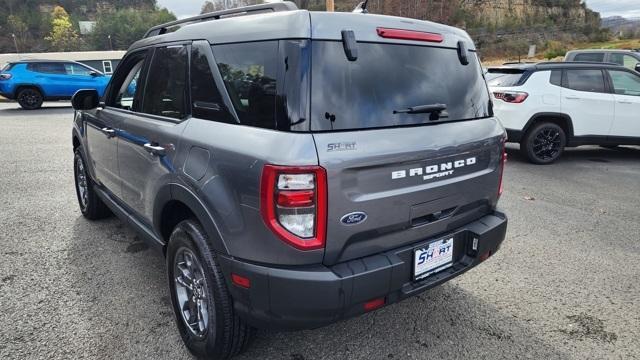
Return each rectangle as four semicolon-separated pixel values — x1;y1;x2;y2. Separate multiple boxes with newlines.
537;61;622;66
143;1;299;38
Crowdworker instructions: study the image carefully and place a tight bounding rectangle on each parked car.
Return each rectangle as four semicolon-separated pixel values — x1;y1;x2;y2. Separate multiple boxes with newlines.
565;49;640;73
71;2;508;358
488;62;640;164
0;59;109;110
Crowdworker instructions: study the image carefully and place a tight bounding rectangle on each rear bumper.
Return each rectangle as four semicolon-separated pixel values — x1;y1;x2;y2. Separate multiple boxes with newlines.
506;128;523;143
219;211;507;331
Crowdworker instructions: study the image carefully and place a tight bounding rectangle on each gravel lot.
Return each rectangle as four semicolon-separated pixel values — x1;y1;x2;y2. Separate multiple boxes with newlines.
1;102;639;359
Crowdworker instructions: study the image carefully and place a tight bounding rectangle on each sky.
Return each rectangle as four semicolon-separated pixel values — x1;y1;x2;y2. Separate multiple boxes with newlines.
157;0;640;19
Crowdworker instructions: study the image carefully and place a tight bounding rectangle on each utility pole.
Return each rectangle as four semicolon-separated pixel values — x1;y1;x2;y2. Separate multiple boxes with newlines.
326;0;334;12
11;34;19;54
108;35;113;51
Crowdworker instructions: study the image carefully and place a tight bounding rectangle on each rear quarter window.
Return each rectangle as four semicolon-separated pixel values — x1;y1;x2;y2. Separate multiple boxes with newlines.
486;69;528;87
573;53;605;62
212;41;279;130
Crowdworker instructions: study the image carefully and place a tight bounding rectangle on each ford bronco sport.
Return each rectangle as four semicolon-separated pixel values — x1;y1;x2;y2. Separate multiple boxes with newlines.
71;2;508;358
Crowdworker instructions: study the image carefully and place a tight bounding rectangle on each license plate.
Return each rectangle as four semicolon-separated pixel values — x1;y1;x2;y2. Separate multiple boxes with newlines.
414;237;454;280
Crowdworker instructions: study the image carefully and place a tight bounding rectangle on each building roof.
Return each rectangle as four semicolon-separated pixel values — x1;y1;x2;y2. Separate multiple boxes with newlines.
0;51;125;68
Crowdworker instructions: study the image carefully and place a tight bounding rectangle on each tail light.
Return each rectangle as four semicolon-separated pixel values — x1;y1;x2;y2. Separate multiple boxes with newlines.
493;91;528;103
260;165;327;251
0;73;12;80
376;27;443;43
498;140;507;198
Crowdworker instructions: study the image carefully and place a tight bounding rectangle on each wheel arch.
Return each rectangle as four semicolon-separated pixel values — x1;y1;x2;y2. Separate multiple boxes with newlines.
14;84;46;98
523;112;574;140
154;183;229;256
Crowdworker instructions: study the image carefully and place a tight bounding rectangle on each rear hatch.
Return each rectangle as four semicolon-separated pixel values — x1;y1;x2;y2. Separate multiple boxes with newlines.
309;39;505;265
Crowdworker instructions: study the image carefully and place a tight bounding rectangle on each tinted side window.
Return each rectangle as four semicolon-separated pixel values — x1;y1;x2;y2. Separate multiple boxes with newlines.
609;70;640;96
574;53;604;62
550;70;562;86
486;69;527;87
212;41;278;129
610;53;640;70
564;69;605;93
28;62;66;74
142;46;188;120
190;45;234;123
65;63;93;76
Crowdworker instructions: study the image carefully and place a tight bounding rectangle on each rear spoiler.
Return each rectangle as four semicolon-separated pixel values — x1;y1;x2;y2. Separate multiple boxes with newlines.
143;1;299;38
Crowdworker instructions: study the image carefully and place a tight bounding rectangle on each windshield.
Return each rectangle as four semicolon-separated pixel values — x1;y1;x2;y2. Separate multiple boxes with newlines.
310;41;491;131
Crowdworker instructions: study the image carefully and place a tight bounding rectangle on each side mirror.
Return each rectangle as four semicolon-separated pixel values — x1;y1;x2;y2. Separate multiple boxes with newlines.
89;71;100;77
72;89;100;110
635;63;640;73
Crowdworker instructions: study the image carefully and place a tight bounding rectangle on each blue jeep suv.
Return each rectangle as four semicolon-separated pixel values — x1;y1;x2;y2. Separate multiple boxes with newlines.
0;59;110;109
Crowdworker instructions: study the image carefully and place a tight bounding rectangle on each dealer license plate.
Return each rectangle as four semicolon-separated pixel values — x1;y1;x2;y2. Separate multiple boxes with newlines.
414;237;454;280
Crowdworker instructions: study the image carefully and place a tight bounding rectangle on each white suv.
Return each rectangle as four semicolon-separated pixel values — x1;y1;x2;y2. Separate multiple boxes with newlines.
488;62;640;164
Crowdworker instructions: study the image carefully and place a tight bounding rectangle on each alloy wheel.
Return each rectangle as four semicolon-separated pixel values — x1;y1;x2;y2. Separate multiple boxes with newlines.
532;127;562;161
19;89;41;108
75;156;88;210
173;248;211;338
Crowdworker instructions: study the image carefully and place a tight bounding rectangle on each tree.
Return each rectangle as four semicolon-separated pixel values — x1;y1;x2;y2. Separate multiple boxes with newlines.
7;15;29;50
89;8;176;50
201;1;223;14
45;6;81;51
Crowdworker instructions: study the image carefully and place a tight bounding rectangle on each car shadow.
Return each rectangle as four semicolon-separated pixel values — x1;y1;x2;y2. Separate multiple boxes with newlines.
0;102;73;114
506;143;640;164
67;216;569;360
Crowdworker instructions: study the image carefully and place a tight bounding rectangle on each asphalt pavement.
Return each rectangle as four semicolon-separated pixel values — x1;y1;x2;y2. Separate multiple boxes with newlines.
0;102;638;359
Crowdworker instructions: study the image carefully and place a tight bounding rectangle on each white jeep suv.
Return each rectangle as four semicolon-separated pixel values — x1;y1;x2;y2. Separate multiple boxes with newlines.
488;62;640;164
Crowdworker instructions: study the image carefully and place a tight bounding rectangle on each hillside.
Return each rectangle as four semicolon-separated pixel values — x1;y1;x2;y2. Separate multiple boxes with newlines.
296;0;607;58
0;0;173;53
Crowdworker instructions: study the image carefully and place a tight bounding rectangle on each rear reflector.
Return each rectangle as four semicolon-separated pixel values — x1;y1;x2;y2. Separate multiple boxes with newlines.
231;273;251;289
377;27;443;43
364;297;386;312
498;139;507;198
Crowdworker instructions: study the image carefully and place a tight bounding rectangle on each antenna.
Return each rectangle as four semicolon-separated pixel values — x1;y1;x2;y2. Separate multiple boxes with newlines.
353;0;369;14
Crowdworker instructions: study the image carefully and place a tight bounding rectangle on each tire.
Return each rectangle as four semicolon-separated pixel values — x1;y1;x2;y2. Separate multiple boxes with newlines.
521;122;566;164
17;87;43;110
74;149;111;220
167;219;255;359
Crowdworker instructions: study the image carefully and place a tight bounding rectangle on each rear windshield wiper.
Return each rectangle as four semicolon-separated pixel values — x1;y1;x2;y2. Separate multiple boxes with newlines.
393;103;447;115
393;103;448;120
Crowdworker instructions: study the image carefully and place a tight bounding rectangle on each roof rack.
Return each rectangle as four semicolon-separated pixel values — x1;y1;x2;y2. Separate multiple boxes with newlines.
537;61;621;66
143;1;299;38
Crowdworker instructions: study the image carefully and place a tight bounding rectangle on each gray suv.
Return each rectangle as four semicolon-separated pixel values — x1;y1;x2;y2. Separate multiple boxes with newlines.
71;2;508;358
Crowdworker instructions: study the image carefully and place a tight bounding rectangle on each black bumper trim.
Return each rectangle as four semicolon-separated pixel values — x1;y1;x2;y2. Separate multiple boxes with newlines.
218;211;507;330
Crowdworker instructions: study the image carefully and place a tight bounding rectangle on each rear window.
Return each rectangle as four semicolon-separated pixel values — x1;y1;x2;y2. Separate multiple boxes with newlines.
486;69;527;87
574;53;605;62
310;41;491;131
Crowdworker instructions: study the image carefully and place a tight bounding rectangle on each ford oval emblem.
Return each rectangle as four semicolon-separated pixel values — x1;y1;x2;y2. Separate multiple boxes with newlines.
341;212;367;226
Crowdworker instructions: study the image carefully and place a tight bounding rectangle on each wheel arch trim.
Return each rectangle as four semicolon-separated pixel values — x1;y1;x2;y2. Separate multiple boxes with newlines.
153;183;230;255
523;112;574;139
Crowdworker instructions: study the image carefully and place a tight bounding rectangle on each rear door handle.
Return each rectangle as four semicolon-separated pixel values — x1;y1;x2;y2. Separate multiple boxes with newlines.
100;127;116;138
565;96;581;100
144;143;166;156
